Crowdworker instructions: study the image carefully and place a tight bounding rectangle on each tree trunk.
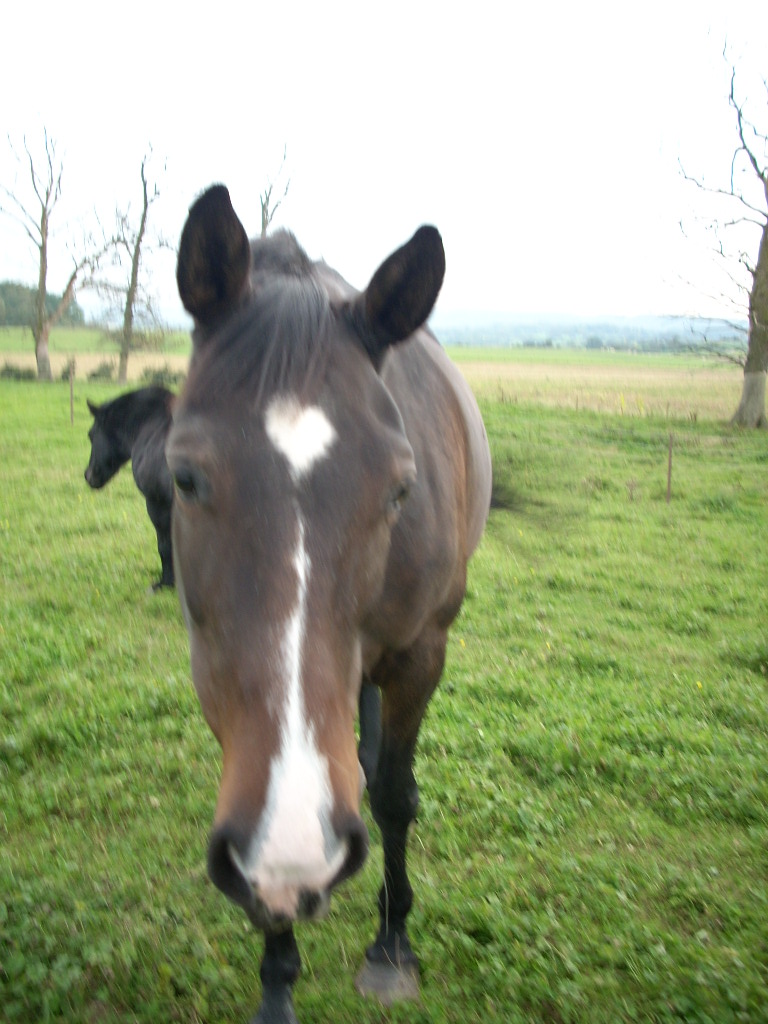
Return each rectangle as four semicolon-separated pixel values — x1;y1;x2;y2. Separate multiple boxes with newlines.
33;208;53;380
118;324;131;384
731;210;768;427
731;371;767;428
119;258;139;384
118;163;151;384
33;271;79;383
35;324;53;381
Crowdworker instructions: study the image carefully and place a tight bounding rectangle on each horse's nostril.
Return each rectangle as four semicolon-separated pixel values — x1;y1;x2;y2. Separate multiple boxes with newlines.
299;890;322;917
207;827;252;909
334;812;369;886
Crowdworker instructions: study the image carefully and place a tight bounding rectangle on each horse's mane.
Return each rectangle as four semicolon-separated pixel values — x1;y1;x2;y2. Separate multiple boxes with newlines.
184;231;336;409
96;386;174;433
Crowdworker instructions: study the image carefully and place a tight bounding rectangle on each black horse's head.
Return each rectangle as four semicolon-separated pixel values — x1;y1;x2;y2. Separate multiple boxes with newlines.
84;399;128;489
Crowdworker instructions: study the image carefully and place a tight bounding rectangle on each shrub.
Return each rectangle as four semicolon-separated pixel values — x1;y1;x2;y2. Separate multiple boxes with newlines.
87;360;116;381
140;364;185;388
0;362;36;381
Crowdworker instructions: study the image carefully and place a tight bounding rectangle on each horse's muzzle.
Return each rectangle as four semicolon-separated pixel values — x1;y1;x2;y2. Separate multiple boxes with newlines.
84;467;105;489
207;812;369;929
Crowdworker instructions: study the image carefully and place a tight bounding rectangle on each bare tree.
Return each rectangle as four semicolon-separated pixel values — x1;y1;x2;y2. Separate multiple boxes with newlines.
106;151;169;383
260;146;291;237
727;70;768;427
0;131;109;379
682;62;768;427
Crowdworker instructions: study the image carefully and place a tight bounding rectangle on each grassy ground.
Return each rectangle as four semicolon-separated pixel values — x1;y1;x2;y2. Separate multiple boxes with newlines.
0;326;192;355
1;370;767;1023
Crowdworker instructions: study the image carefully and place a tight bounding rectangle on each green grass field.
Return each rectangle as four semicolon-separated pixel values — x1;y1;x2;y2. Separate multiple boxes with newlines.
0;326;192;356
0;326;191;384
1;326;746;426
1;368;767;1023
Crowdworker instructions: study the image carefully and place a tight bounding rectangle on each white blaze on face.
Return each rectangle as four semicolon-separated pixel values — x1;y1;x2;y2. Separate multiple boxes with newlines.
230;396;343;918
265;395;337;480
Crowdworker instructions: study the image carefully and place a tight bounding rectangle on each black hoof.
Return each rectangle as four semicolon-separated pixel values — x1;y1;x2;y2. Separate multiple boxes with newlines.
355;957;420;1005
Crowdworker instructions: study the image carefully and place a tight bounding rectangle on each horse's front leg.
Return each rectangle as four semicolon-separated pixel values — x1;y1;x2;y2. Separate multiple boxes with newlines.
251;927;301;1024
145;496;175;589
357;678;381;788
356;628;447;1005
356;734;421;1003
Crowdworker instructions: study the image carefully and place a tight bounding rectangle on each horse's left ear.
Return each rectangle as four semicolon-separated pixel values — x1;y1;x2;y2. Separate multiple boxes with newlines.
351;226;445;367
87;399;99;417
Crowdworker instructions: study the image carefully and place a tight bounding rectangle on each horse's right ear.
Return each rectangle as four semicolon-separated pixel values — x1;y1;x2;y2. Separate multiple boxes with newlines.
87;399;98;417
176;184;251;328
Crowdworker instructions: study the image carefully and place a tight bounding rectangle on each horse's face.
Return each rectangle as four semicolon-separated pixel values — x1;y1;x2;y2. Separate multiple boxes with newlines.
169;357;415;927
169;187;445;930
84;403;121;488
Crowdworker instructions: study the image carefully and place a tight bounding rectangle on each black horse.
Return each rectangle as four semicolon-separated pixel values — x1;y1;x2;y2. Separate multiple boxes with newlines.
85;386;175;589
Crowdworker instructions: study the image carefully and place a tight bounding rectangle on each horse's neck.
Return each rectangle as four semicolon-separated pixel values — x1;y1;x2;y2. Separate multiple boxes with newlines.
111;399;158;456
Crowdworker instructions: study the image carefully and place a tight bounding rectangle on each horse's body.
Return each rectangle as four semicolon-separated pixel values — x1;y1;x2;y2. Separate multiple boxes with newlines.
85;386;175;589
169;186;492;1022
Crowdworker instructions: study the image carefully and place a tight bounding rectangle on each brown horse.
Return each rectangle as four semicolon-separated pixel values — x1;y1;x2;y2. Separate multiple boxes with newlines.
168;185;492;1023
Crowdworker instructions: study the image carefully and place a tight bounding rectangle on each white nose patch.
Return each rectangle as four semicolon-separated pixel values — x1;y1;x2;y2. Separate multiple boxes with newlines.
265;395;337;479
234;520;346;916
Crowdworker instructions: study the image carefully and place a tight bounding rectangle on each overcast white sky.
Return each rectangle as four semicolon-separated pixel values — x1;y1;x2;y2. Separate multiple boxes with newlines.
1;1;766;326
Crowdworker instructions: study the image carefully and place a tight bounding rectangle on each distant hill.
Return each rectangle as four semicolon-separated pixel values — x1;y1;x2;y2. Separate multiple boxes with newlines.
0;281;85;328
429;312;747;353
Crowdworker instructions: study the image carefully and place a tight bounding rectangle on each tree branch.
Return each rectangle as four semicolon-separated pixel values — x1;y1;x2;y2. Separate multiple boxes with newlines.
0;183;43;245
730;65;768;188
679;160;767;219
260;145;291;236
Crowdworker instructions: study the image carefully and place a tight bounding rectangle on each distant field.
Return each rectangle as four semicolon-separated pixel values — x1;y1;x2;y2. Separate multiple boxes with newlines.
0;328;745;422
446;348;744;422
0;326;191;382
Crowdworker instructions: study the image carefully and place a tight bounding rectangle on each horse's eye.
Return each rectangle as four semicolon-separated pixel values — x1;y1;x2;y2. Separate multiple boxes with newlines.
173;469;197;500
173;465;209;504
387;477;414;518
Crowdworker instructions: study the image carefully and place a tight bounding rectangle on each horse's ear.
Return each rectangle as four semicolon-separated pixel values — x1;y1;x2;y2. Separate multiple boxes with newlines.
176;185;251;327
87;398;98;417
351;225;445;368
